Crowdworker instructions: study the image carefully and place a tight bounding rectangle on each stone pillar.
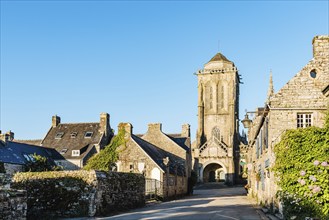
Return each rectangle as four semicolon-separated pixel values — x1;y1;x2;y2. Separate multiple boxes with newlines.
52;115;61;127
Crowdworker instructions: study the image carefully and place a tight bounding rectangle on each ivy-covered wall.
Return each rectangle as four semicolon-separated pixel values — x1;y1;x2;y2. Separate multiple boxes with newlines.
11;170;145;218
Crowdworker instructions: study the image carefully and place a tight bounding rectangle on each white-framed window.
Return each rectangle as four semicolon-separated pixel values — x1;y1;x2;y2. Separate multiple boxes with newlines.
297;113;312;128
84;131;93;138
72;150;80;156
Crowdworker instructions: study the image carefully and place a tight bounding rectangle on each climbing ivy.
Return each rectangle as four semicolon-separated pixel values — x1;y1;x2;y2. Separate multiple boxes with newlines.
273;112;329;219
84;127;126;171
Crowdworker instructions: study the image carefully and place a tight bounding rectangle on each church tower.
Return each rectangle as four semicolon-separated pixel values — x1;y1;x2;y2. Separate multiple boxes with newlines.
194;53;240;185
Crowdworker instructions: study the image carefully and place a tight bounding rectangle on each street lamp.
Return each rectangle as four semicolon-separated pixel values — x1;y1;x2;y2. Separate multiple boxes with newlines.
241;113;252;129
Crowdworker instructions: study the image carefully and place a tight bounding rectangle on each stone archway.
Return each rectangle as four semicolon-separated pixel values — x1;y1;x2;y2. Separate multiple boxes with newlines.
203;163;226;183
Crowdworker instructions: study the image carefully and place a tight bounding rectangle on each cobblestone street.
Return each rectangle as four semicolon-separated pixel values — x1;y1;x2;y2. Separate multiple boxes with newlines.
91;183;261;220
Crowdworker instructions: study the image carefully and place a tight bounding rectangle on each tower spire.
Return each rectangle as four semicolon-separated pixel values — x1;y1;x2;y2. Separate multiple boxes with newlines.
266;70;274;103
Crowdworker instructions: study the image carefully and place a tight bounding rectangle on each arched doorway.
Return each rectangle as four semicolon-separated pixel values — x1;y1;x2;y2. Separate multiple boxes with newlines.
203;163;225;183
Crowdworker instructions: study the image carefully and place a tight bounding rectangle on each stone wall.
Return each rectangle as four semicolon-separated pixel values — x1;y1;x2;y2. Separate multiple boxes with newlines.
11;170;145;218
0;189;27;220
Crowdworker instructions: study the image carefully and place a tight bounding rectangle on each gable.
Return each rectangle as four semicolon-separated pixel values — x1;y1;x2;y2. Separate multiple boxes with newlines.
270;59;329;108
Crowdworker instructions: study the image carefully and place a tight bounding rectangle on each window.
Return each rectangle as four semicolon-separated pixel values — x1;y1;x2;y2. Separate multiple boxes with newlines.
129;164;134;173
72;150;80;156
55;132;64;139
212;127;220;141
310;69;317;78
60;148;68;154
84;131;93;138
297;113;312;128
70;132;78;138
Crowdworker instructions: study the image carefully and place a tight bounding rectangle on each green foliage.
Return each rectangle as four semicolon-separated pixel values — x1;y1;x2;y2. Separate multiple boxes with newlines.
84;128;126;171
273;117;329;219
25;154;60;172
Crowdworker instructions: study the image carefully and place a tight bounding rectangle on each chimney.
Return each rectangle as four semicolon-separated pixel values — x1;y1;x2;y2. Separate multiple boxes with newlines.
0;130;14;142
181;124;190;138
147;123;162;133
118;123;133;135
99;112;110;136
312;35;329;60
52;115;61;127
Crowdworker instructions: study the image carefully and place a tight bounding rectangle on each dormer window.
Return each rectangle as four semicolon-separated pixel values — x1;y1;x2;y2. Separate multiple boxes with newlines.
60;148;68;154
84;132;93;138
55;132;64;139
72;150;80;156
71;132;78;138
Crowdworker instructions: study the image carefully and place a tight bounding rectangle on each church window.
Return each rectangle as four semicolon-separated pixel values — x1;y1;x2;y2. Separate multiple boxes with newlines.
212;127;220;141
217;85;224;110
297;113;312;128
205;83;213;109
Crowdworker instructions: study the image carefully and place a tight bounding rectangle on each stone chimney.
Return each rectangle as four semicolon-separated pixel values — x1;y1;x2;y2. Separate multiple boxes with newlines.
181;124;190;138
147;123;162;133
99;112;110;136
52;115;61;127
118;123;133;135
0;130;14;142
312;35;329;60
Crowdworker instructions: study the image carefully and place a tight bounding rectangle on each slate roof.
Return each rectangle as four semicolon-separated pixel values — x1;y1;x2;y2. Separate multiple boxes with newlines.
166;134;190;152
208;53;231;63
14;139;42;146
131;135;185;176
41;123;104;160
0;141;60;165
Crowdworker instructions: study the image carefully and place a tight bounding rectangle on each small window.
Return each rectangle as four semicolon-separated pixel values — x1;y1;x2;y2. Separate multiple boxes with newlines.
84;132;93;138
310;70;317;78
70;132;78;138
55;132;64;139
297;113;312;128
60;148;68;154
129;164;134;173
72;150;80;156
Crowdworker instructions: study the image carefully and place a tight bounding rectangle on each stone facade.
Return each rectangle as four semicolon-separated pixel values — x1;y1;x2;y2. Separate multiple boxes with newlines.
246;35;329;209
194;53;241;185
11;170;145;218
0;189;27;220
116;123;190;200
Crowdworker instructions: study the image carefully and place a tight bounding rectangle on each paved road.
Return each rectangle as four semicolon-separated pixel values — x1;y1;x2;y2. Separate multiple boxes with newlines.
93;183;261;220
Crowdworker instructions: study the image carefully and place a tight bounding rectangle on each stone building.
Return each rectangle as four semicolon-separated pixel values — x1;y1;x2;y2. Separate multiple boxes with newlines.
245;35;329;208
116;123;191;200
193;53;241;185
41;113;113;170
0;131;59;174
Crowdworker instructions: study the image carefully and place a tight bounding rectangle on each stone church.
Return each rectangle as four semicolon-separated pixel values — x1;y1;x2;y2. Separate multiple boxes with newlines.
193;53;241;185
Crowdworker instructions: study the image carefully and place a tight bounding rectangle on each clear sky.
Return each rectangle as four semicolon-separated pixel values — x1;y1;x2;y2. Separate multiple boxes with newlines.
1;1;328;141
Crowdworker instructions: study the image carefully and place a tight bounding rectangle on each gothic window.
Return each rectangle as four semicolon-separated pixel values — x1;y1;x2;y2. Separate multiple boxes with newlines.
217;85;224;110
205;83;213;110
212;127;220;141
297;113;312;128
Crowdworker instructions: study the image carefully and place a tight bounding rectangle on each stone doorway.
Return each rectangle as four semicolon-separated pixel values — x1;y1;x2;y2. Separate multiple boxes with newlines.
203;163;225;183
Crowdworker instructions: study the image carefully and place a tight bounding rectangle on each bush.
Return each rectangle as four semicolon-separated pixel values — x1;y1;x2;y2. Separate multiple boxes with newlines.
273;114;329;219
25;154;60;172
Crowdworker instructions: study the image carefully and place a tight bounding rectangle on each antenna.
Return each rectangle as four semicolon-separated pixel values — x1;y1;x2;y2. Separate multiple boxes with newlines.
218;40;220;52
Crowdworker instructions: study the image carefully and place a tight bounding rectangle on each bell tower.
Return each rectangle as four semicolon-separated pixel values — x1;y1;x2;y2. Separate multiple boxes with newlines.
194;53;240;185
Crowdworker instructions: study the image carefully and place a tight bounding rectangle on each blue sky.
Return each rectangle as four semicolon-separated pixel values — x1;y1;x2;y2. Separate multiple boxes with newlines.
1;1;328;140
